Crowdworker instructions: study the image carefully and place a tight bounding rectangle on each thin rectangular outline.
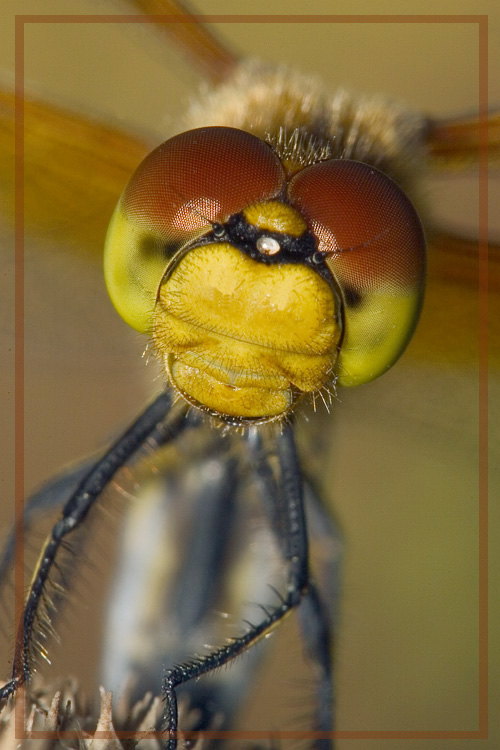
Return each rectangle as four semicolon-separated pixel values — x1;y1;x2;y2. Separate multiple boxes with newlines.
12;11;489;743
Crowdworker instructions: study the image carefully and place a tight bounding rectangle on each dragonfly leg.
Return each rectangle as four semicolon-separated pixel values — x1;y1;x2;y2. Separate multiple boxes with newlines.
250;430;338;748
161;423;335;750
300;478;344;742
0;390;189;705
296;582;334;750
0;455;100;592
277;429;335;750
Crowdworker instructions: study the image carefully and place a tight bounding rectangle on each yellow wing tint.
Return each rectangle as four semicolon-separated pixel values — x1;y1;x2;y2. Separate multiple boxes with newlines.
0;90;150;255
426;110;500;168
132;0;238;82
408;230;499;368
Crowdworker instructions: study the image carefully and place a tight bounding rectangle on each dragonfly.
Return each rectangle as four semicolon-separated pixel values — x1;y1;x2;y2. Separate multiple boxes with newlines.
0;0;499;748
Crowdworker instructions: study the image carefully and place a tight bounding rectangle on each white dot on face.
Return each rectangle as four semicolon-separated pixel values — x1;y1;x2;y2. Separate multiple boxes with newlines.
256;236;281;255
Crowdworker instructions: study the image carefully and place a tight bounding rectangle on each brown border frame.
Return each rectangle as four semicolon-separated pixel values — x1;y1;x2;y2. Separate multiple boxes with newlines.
13;11;489;744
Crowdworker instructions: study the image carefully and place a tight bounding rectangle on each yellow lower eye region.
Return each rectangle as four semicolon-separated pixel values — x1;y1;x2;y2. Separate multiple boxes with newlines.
153;242;342;421
104;204;172;332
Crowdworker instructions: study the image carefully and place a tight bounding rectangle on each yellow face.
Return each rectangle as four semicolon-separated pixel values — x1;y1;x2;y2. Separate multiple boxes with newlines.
104;127;425;422
155;241;340;420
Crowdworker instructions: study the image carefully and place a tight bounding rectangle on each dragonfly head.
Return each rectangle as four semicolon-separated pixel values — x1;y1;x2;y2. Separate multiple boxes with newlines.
104;126;425;423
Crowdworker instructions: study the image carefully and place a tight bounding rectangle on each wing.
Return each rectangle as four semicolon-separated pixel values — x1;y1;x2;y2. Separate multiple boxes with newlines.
426;110;500;168
0;90;150;254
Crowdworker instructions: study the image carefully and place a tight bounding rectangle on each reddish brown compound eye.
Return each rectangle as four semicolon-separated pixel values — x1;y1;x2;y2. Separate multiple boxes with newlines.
288;159;426;386
123;126;286;241
105;127;286;332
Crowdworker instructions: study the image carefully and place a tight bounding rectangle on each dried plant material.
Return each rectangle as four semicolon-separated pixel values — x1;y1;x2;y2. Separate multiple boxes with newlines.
0;679;158;750
0;678;222;750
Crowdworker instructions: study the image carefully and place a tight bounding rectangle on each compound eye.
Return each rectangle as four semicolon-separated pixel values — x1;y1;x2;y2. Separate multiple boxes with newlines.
123;127;286;240
288;160;426;386
105;127;286;332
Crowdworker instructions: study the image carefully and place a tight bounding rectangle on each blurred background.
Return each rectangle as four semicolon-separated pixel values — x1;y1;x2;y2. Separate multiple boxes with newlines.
0;0;498;747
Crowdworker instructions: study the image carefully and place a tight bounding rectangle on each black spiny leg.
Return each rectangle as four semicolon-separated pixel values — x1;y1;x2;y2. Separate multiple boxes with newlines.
161;422;313;750
0;390;189;704
0;456;100;591
296;583;334;750
249;429;336;750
